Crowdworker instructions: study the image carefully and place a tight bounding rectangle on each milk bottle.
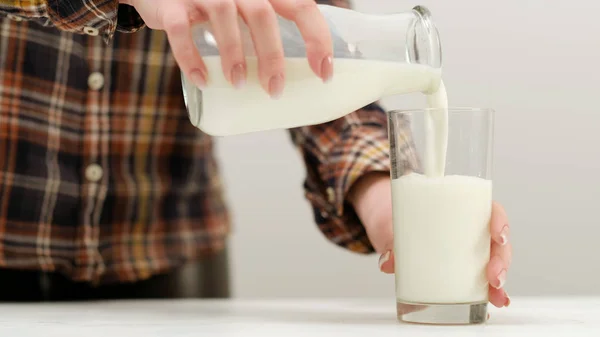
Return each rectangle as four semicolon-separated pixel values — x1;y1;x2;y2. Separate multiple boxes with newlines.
182;5;443;136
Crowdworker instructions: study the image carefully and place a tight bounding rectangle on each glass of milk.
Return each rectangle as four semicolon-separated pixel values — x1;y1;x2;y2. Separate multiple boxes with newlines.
388;107;494;325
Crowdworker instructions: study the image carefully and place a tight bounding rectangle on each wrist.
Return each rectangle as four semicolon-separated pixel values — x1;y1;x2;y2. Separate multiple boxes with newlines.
348;172;390;213
347;171;392;253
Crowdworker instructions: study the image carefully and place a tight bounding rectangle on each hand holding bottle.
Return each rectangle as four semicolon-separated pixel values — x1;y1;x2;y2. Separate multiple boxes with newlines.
121;0;334;98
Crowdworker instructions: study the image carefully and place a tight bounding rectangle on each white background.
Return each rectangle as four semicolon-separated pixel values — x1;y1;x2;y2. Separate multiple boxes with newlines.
215;0;600;298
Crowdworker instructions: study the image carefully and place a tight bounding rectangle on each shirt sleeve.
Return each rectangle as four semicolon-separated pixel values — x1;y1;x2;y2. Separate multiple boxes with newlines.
0;0;145;42
288;103;418;254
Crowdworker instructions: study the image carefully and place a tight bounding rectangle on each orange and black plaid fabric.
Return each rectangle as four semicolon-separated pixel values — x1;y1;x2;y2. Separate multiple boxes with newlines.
0;0;412;285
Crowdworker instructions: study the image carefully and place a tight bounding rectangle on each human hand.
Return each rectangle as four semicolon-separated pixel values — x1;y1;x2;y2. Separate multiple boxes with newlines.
348;172;512;309
121;0;334;97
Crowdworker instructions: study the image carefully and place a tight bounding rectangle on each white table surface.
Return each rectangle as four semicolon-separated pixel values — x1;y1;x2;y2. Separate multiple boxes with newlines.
0;297;597;336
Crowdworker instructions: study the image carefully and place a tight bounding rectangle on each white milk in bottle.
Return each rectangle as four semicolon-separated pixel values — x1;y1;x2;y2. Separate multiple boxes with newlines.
185;56;441;136
391;82;493;305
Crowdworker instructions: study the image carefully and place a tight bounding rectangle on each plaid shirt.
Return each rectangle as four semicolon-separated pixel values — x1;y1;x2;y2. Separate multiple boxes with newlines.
0;0;410;285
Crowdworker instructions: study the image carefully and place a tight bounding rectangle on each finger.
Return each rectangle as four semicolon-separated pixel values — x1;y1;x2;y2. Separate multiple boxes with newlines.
491;239;513;270
489;286;510;308
235;0;285;98
490;201;509;246
201;0;246;88
378;250;395;274
270;0;334;81
163;4;208;89
487;253;507;290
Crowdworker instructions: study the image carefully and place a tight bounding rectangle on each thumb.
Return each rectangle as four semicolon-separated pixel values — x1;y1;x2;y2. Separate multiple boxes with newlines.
348;173;396;274
377;247;395;274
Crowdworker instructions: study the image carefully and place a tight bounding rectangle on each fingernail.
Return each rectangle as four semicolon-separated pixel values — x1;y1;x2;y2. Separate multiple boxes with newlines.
230;63;246;89
378;250;390;271
268;74;284;99
504;293;511;307
320;55;333;82
495;269;507;289
190;69;206;89
500;225;509;246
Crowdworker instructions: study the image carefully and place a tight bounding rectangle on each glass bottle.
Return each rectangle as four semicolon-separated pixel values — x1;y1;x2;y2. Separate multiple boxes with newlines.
182;4;442;136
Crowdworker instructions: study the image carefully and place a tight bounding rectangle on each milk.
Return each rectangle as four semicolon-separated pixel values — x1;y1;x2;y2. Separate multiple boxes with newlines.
392;81;493;305
187;56;441;136
392;173;492;304
423;81;449;177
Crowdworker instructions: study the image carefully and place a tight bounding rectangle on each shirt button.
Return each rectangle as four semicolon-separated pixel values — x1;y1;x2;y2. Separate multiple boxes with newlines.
88;72;104;91
6;14;23;22
85;164;103;182
326;187;335;203
83;26;99;36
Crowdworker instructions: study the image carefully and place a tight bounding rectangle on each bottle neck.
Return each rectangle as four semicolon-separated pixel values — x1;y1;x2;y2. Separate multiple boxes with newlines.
319;5;442;70
407;6;442;69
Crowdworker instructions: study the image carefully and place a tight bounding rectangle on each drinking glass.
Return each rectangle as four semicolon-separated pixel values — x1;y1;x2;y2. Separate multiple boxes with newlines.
388;107;494;325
